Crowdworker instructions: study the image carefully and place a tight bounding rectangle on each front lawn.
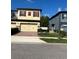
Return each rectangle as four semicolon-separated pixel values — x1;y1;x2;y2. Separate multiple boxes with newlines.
38;32;59;37
40;38;67;43
38;32;67;38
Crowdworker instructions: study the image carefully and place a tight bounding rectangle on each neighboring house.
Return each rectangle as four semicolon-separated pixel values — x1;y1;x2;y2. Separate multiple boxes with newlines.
11;8;42;32
49;11;67;32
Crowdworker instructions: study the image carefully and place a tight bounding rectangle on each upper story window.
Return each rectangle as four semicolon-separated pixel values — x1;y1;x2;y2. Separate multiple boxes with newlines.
62;14;67;19
33;11;39;17
28;12;31;16
19;10;26;16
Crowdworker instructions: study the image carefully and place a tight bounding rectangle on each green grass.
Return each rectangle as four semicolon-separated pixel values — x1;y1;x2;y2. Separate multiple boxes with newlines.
40;38;67;43
38;32;59;37
38;32;67;38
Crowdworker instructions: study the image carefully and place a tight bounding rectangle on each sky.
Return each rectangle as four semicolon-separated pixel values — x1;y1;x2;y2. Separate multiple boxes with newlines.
11;0;67;17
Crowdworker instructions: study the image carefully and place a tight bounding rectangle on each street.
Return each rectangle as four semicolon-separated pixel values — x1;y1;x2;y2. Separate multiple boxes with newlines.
11;43;67;59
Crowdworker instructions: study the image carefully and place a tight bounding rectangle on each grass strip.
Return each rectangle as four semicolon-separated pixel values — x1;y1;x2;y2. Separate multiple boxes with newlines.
40;38;67;43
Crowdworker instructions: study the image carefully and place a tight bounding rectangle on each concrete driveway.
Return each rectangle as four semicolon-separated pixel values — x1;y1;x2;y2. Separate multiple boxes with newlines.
11;36;46;43
11;43;67;59
15;32;38;36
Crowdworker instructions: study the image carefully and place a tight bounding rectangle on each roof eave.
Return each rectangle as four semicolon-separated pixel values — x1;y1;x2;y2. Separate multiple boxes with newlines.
49;11;67;20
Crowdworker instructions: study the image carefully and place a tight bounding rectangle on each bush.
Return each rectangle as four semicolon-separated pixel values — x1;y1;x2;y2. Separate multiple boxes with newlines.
54;30;67;39
54;30;59;33
38;29;49;32
59;31;67;38
11;28;20;35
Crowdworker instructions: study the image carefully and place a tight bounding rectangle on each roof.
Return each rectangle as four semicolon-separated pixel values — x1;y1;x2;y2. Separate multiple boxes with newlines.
17;8;42;11
11;19;40;22
11;10;17;12
49;11;67;20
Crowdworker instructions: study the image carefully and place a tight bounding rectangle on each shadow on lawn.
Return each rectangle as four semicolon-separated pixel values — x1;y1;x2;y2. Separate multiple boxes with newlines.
11;28;20;35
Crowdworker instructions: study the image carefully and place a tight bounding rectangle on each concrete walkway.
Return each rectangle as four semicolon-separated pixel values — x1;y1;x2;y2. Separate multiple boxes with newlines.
11;36;46;43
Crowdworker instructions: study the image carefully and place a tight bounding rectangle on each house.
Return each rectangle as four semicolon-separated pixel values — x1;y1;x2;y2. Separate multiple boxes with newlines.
11;8;42;32
49;11;67;32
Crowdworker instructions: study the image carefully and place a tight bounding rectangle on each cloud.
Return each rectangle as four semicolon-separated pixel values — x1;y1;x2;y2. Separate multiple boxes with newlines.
26;0;33;3
58;8;62;11
44;13;50;17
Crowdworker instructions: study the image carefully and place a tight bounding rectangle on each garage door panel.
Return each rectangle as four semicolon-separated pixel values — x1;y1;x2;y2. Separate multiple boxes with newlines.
21;24;38;32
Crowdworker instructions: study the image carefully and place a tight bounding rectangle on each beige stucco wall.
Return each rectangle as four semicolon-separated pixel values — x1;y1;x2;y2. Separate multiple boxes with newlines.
17;10;40;20
11;21;16;28
11;24;17;28
16;21;40;27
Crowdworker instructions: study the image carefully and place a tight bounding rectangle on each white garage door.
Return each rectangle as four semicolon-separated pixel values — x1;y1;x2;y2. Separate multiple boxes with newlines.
21;24;38;32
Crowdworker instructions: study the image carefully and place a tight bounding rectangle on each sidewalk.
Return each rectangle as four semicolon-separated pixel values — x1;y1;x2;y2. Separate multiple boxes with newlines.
11;36;46;43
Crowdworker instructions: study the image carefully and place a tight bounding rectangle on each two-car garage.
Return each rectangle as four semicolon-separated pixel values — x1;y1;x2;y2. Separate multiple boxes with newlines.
11;21;39;33
20;23;38;32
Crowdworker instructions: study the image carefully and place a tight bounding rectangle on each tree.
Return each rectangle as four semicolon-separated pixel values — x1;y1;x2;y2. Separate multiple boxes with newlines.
40;16;49;27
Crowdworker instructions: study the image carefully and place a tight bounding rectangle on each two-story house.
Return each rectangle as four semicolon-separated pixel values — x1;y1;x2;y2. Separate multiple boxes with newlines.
49;11;67;32
11;8;42;32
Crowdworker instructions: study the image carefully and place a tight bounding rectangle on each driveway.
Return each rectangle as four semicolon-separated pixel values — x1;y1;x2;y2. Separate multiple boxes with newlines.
11;43;67;59
14;32;38;36
11;36;46;43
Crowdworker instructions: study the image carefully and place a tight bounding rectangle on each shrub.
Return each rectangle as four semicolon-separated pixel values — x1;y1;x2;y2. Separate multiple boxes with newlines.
54;30;67;39
11;28;20;35
59;31;67;38
54;30;59;33
38;29;49;32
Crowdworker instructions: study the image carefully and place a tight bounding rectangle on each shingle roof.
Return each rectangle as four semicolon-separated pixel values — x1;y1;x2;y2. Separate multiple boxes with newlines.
11;10;17;12
17;8;42;11
49;11;67;20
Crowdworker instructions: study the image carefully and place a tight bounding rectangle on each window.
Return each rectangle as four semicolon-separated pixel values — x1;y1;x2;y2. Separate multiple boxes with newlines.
64;14;67;17
33;11;39;17
52;24;55;27
62;14;67;19
52;24;55;30
28;12;31;16
19;10;26;16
